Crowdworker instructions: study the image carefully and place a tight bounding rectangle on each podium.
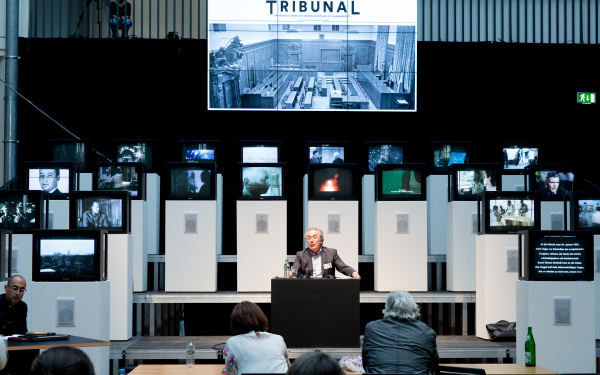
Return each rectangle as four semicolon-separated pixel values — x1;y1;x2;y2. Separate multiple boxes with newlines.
270;277;360;348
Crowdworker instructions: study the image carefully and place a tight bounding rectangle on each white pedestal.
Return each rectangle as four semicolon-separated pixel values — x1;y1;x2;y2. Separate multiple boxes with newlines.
595;234;600;339
48;200;69;229
361;175;375;256
502;174;526;191
131;199;148;292
237;200;287;291
427;174;448;256
516;280;595;373
540;201;568;230
107;233;133;340
374;200;428;292
11;234;33;308
306;200;359;278
80;172;93;191
475;234;519;338
29;281;110;375
146;173;161;255
165;200;218;292
447;201;478;291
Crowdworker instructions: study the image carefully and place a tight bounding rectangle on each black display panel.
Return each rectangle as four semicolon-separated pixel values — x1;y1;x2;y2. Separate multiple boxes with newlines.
307;141;347;164
448;163;501;202
179;140;220;164
0;190;48;232
32;229;107;282
431;141;472;174
69;191;131;233
49;139;90;172
569;191;600;231
375;163;427;201
365;141;405;173
94;162;146;200
115;140;154;170
501;144;539;174
518;230;594;281
240;140;282;163
308;163;358;200
239;163;285;199
24;161;78;199
168;162;216;200
478;191;540;234
525;164;577;201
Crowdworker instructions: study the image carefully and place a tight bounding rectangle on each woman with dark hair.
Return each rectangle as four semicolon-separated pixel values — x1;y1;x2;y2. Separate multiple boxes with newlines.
30;346;95;375
224;301;290;375
286;352;344;375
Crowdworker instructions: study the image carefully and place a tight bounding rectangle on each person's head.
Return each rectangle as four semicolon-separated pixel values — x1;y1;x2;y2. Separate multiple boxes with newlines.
545;172;560;194
304;227;324;254
91;202;100;215
39;168;60;193
382;290;421;321
4;275;26;307
286;352;344;375
242;167;270;196
229;301;269;335
30;346;95;375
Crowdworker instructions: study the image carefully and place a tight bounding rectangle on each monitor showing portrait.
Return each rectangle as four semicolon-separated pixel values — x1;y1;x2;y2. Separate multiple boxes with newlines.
70;191;131;233
169;162;216;200
526;164;576;201
240;163;285;199
25;161;78;199
449;163;502;202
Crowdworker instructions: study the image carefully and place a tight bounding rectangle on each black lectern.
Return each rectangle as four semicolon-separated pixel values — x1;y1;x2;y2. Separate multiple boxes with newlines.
270;277;360;348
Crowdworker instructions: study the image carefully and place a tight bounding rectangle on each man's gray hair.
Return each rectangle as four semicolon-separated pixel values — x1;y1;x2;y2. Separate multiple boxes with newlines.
382;290;421;321
305;227;324;242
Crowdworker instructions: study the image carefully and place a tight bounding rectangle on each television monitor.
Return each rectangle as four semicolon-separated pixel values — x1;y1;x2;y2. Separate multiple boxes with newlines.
24;161;78;199
518;230;594;281
501;144;539;173
431;142;472;174
49;139;90;172
240;141;281;163
168;162;216;200
179;140;220;164
375;164;427;201
115;140;154;170
525;164;576;201
0;190;48;232
69;191;131;233
308;163;357;200
307;142;347;164
239;163;285;199
365;141;405;173
448;163;502;202
32;229;108;282
94;162;146;200
477;191;540;234
569;191;600;231
1;229;12;281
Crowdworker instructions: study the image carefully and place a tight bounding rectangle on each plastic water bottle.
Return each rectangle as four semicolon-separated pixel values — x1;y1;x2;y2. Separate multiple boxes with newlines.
284;259;290;278
186;339;195;369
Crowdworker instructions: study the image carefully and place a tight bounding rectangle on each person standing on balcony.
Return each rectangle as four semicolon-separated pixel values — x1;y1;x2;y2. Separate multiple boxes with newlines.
109;0;132;39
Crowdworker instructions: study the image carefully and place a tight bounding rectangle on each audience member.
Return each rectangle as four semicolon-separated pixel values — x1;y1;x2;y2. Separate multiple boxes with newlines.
224;301;290;375
286;352;344;375
109;0;132;39
362;291;439;375
30;346;95;375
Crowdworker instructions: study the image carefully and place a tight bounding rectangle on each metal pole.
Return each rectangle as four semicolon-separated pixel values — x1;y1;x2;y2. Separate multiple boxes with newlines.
4;0;19;184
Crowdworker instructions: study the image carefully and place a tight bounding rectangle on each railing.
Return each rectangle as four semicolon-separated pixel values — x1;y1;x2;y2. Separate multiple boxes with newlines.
28;0;598;42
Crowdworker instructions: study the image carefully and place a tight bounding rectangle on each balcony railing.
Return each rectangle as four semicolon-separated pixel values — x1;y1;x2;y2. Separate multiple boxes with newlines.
29;0;205;39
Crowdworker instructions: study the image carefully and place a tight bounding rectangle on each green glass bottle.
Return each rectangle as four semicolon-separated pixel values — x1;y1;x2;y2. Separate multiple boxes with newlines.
525;326;536;366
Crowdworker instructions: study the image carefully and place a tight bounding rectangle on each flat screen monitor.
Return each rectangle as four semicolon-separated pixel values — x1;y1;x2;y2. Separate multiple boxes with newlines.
0;190;48;232
366;142;405;173
431;142;471;174
49;139;90;172
308;163;357;200
115;140;154;170
478;191;540;234
240;163;285;199
526;164;576;201
518;230;594;281
502;145;539;173
168;162;216;200
69;191;131;233
24;161;78;199
376;164;427;201
449;163;501;202
180;140;219;164
569;191;600;231
32;229;108;282
94;162;145;200
240;141;281;163
307;142;347;164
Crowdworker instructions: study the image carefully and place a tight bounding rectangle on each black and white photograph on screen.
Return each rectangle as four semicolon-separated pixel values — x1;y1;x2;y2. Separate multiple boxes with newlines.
117;143;150;165
29;168;70;194
76;198;123;229
503;147;538;169
172;169;212;197
241;166;283;197
208;0;417;111
39;239;95;278
97;166;140;197
0;199;36;230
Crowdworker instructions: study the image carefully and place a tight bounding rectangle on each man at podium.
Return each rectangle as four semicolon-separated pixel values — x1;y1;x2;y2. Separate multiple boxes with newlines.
290;227;360;279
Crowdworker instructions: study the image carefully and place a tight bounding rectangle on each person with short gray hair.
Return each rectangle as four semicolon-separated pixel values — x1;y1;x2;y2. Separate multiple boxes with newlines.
362;291;439;375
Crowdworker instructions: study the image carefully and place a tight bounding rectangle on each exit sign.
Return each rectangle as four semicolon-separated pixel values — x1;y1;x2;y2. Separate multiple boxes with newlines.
577;92;596;104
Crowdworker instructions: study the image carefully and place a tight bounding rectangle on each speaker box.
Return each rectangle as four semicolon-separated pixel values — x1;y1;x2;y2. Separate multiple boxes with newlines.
256;212;269;233
554;296;572;324
328;212;341;233
184;212;198;234
56;297;76;327
396;212;409;234
506;248;518;272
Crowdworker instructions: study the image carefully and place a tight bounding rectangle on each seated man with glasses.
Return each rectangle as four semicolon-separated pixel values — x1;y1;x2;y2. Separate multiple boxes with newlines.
0;274;28;335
